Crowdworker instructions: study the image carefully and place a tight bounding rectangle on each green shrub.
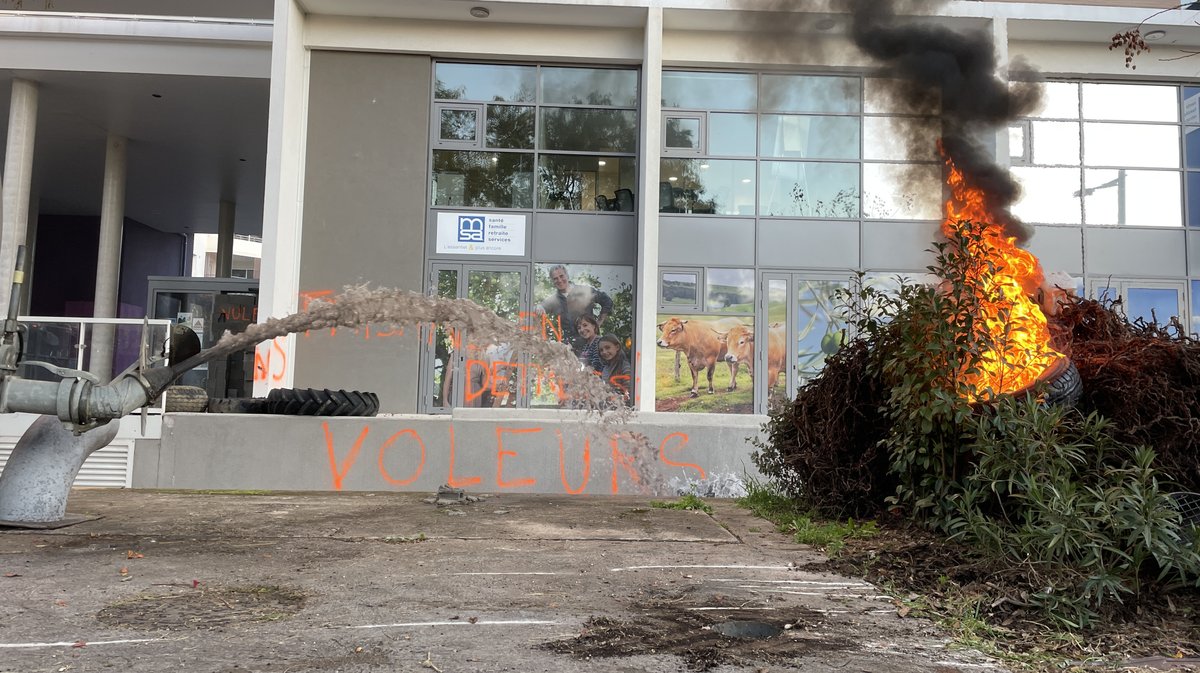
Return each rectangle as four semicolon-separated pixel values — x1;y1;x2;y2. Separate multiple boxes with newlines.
750;218;1200;629
946;395;1200;626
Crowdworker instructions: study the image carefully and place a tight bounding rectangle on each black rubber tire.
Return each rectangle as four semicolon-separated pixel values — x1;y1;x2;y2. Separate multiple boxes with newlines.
164;385;208;413
1041;359;1082;408
207;397;271;414
263;388;379;417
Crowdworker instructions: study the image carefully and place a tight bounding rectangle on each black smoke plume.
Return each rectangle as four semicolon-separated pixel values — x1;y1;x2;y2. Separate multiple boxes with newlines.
848;0;1042;242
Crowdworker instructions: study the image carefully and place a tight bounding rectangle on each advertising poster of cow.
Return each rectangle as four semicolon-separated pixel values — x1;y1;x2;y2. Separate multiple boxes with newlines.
655;268;755;414
531;263;634;407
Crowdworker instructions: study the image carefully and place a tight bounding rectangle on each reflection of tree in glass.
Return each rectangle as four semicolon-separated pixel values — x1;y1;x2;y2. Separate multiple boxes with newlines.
441;109;476;141
487;105;534;149
665;119;696;148
538;166;584;210
435;79;534;104
789;185;859;218
862;192;917;219
433;152;532;208
467;272;522;322
660;159;722;214
542;103;636;153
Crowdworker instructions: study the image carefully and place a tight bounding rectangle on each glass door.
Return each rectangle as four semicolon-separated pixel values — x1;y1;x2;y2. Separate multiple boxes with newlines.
424;263;528;412
759;273;850;413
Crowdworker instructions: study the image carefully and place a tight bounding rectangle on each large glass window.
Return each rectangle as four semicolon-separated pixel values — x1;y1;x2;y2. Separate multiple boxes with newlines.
1011;82;1183;228
660;71;941;222
433;62;638;211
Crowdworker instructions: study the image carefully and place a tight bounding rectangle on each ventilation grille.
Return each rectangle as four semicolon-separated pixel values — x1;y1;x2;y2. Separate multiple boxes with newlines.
0;439;134;488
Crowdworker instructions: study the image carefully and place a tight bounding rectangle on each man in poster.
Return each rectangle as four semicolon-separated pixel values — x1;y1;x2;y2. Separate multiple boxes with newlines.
538;264;613;355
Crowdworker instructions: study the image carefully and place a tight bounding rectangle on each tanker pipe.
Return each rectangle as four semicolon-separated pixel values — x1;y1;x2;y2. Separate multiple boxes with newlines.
0;366;175;429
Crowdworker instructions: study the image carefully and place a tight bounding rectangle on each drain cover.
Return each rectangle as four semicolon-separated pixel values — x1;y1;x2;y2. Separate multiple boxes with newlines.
712;620;782;639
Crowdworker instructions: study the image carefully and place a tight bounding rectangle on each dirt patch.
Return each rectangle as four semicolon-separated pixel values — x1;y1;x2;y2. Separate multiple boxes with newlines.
807;523;1200;667
540;598;848;671
97;585;306;630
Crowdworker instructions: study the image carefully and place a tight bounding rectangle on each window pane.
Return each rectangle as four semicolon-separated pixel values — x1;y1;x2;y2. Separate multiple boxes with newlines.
1185;127;1200;169
1010;123;1029;163
1083;169;1181;227
440;109;477;142
1082;83;1178;122
1010;166;1082;225
1030;121;1080;165
1184;87;1200;124
538;155;636;211
662;71;756;110
759;115;859;159
1186;173;1200;226
435;63;535;102
540;108;637;152
762;74;860;114
1084;123;1179;168
486;105;534;149
432;151;534;208
863;163;942;220
1126;287;1179;325
709;113;757;156
760;161;859;217
659;159;755;215
665;117;701;150
541;67;637;106
706;268;754;313
865;78;938;114
864;116;939;161
662;272;698;307
1191;280;1200;334
1029;81;1079;119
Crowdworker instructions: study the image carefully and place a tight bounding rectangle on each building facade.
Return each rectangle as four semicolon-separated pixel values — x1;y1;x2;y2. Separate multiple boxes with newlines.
0;0;1197;494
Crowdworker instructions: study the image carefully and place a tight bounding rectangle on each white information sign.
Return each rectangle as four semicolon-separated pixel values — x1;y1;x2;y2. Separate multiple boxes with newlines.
436;212;526;256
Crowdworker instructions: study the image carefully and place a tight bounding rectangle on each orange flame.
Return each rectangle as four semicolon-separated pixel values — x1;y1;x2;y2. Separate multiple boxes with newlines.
939;144;1062;399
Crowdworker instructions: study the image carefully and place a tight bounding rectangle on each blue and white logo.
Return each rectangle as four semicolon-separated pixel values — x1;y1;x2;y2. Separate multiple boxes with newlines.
457;216;485;243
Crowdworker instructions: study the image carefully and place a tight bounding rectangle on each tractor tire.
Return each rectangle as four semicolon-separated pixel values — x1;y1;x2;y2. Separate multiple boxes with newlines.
164;385;208;413
207;397;271;414
1041;359;1082;408
264;388;379;417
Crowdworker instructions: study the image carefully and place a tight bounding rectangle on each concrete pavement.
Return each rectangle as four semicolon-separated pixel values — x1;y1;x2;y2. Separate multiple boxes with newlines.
0;489;1005;672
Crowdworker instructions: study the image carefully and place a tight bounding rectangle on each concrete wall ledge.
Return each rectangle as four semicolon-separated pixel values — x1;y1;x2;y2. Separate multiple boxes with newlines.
145;411;765;497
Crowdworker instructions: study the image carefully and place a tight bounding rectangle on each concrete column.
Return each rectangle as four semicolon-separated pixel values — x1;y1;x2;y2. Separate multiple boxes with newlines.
635;7;663;413
0;78;38;321
254;0;308;395
89;133;127;383
991;17;1011;168
20;184;38;314
216;200;235;277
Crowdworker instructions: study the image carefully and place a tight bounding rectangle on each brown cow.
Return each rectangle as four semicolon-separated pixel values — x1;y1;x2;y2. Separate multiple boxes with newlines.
721;323;786;391
656;317;734;397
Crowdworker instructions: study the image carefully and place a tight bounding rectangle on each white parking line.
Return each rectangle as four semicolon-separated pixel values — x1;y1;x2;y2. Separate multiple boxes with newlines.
709;578;870;587
449;572;561;576
610;564;790;572
348;619;559;630
0;638;168;649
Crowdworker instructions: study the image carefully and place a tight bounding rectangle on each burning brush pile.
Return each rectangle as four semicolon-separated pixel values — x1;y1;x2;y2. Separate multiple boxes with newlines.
753;0;1200;632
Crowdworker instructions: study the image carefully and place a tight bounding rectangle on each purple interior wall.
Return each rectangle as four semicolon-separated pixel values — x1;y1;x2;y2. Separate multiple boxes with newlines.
30;214;185;318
